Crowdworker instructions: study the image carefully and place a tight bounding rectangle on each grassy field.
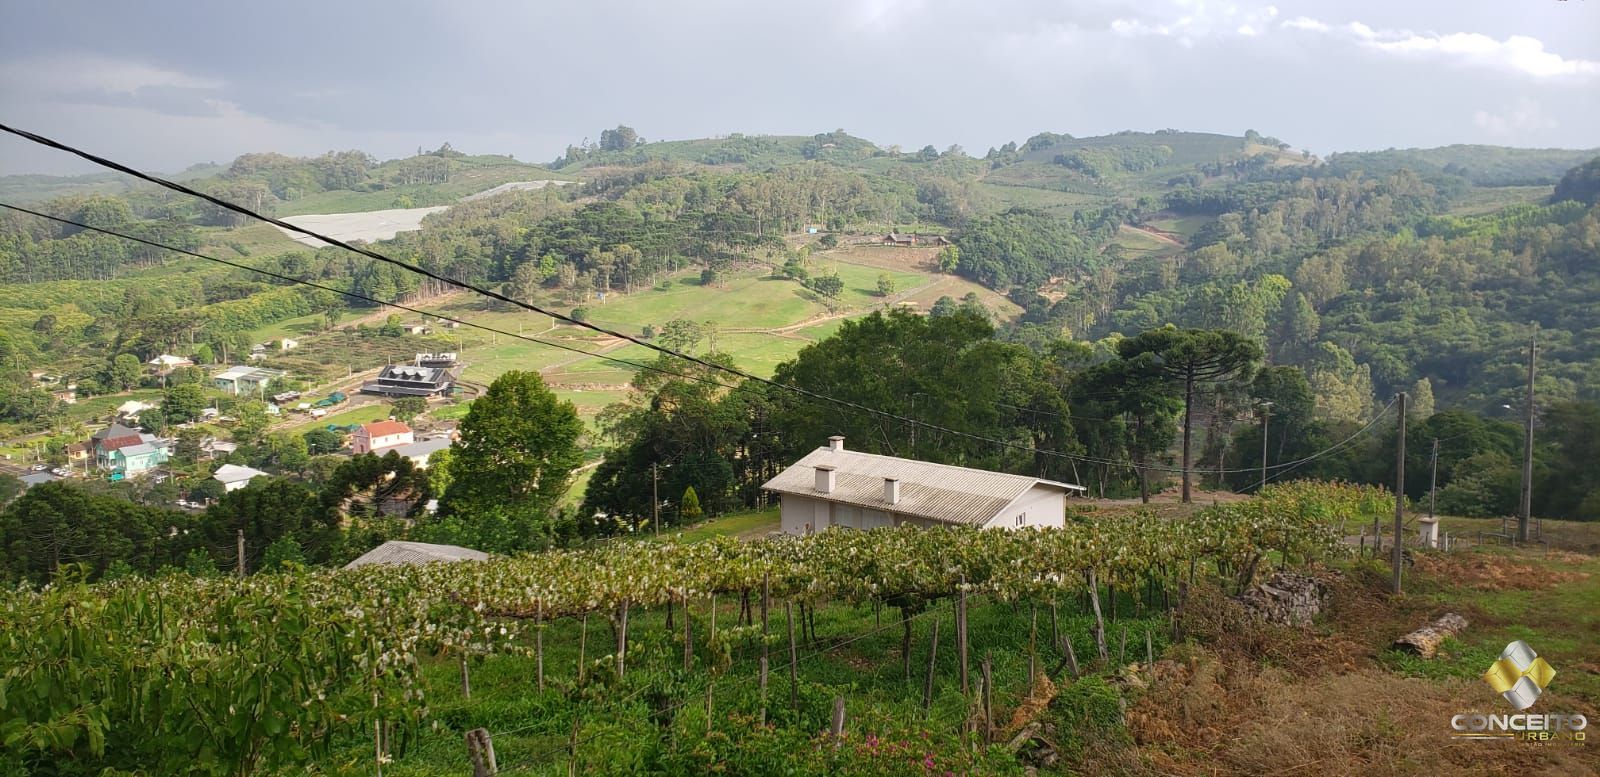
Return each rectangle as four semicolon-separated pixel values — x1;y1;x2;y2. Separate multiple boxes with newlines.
274;161;572;217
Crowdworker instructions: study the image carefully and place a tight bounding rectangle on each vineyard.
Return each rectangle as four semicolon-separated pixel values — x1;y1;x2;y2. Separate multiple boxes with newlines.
1;482;1391;776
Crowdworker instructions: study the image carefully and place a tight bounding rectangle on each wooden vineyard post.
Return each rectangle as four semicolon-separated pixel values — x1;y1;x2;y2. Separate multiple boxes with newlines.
1029;604;1038;686
706;680;715;735
535;598;544;691
980;657;994;742
759;656;769;725
761;572;771;672
1145;629;1154;667
830;696;847;748
1118;627;1127;665
709;593;717;656
787;601;799;714
1086;570;1108;662
459;652;471;699
567;716;580;777
617;599;630;679
922;617;940;713
577;614;588;684
683;588;694;672
1063;635;1080;678
1050;598;1059;649
465;728;497;777
958;573;969;695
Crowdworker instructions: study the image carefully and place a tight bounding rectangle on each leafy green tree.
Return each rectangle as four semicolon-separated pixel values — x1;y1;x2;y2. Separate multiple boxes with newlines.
234;400;270;443
0;481;190;582
807;273;844;298
203;477;340;568
108;353;143;391
875;273;896;297
1552;156;1600;205
260;535;306;569
184;547;219;577
936;245;960;273
163;383;207;423
658;319;706;353
303;427;343;455
442;371;583;536
679;485;703;525
391;396;427;423
1117;328;1262;502
929;296;959;318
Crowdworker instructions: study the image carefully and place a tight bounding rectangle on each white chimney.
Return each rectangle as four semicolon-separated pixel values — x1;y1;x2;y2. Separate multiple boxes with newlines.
884;477;900;505
814;465;836;494
828;435;845;452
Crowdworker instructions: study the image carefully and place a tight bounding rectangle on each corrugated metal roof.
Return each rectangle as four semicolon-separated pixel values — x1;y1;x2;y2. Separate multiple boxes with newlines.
213;463;267;483
343;540;488;569
761;446;1081;527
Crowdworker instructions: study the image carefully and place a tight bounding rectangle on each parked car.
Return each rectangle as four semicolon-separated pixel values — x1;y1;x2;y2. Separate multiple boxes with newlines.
30;463;47;472
51;468;70;477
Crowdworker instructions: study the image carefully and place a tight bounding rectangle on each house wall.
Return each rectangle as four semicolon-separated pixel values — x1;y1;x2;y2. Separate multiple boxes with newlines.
353;430;413;455
980;485;1066;530
779;494;831;534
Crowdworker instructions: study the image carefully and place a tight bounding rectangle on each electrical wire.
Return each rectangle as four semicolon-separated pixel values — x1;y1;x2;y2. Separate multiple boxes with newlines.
0;202;744;396
0;123;1396;477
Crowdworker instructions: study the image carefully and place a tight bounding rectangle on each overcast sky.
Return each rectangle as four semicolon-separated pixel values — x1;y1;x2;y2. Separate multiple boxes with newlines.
2;0;1597;175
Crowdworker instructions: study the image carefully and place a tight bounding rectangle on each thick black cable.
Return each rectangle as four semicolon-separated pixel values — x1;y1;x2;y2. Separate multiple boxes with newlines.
0;123;1387;476
0;202;742;394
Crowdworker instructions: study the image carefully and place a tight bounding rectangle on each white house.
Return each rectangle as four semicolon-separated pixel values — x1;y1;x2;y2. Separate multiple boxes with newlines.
115;400;155;419
352;420;414;454
147;354;194;372
761;436;1084;535
213;463;268;492
214;366;287;396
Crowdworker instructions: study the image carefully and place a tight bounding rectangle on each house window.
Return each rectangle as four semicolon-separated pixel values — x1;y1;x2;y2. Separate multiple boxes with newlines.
1015;512;1026;526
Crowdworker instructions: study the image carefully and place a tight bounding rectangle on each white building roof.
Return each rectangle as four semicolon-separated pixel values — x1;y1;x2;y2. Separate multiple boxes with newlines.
213;463;267;484
116;400;154;416
342;540;488;569
215;366;287;381
392;437;452;459
761;442;1083;527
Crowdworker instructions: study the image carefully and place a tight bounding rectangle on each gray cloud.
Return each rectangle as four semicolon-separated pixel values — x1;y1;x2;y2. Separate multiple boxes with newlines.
1;0;1596;175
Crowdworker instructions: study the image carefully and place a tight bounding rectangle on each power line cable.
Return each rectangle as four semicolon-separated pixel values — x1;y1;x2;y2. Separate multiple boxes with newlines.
0;202;744;397
0;123;1380;477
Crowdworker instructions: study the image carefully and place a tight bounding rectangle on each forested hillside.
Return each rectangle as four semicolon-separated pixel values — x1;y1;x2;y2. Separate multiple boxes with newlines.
1;128;1596;532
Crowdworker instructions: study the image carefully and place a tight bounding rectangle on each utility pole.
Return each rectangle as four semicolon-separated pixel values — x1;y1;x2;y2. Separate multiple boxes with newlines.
1518;330;1537;543
1428;438;1439;521
651;462;660;538
1392;392;1407;595
1258;401;1273;493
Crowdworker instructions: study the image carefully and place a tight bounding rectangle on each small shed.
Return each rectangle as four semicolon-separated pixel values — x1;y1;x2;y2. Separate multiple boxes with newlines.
343;541;488;569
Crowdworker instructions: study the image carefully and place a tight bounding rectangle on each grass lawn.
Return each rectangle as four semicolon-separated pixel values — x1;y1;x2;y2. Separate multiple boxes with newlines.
660;507;780;543
305;403;396;429
1143;214;1213;238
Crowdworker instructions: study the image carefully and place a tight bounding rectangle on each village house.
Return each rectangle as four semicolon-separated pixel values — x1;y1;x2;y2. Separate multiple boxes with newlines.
213;463;268;493
882;232;917;247
351;419;414;455
90;423;144;470
761;436;1084;535
147;354;193;373
214;366;288;397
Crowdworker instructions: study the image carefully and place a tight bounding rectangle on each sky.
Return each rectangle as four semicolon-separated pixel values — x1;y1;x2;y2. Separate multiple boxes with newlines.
2;0;1597;175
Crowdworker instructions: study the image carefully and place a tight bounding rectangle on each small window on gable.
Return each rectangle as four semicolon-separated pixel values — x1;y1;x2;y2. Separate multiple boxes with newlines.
1015;512;1026;526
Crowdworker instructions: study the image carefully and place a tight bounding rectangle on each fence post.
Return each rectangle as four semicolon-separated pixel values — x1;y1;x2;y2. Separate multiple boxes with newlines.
958;573;969;695
465;728;497;777
535;598;544;691
830;696;847;748
787;601;799;713
980;656;994;742
922;618;940;713
459;652;471;699
1145;629;1154;667
1063;634;1080;678
759;656;769;725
